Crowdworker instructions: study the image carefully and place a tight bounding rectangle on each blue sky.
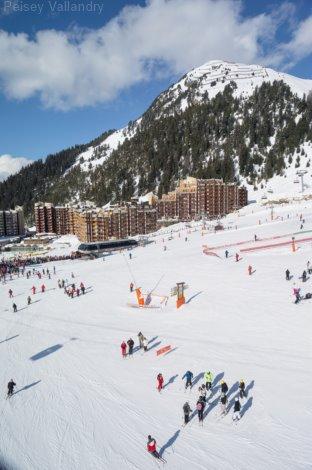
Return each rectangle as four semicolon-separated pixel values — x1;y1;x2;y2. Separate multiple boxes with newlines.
0;0;311;172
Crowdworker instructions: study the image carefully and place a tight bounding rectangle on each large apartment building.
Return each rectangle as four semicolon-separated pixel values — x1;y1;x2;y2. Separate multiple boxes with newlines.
157;177;247;220
34;202;157;242
0;206;25;237
34;177;246;240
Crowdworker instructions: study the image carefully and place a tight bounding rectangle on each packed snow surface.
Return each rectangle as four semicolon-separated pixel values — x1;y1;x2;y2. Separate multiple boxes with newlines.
1;199;312;469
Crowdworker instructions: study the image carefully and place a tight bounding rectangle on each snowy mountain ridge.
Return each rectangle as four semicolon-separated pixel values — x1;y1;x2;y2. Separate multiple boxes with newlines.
72;60;312;177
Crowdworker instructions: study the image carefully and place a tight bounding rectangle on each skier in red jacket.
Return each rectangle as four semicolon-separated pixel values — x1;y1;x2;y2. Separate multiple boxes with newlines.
157;373;164;392
41;284;46;293
147;435;160;457
31;286;36;295
121;341;127;358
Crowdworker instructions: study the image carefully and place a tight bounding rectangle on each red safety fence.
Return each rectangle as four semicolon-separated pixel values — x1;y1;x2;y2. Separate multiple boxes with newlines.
241;236;312;253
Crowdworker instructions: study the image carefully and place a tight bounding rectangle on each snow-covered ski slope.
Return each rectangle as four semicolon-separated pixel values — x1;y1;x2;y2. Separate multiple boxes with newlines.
1;199;312;470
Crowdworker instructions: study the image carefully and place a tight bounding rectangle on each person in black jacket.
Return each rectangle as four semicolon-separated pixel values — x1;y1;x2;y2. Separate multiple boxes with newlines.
127;338;134;357
197;399;205;422
12;303;17;313
220;380;228;394
239;380;246;399
302;270;307;282
7;380;16;397
233;397;241;421
183;401;192;425
285;269;290;281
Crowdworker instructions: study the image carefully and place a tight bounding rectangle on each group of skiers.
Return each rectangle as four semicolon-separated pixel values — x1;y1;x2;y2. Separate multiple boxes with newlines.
179;372;246;425
121;332;148;358
147;373;249;462
286;260;312;303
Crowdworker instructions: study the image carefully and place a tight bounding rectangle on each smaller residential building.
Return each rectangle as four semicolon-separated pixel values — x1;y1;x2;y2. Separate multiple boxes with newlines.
0;206;25;237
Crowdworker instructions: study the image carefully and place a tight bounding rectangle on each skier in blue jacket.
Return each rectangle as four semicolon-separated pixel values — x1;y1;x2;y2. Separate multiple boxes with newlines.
182;370;193;389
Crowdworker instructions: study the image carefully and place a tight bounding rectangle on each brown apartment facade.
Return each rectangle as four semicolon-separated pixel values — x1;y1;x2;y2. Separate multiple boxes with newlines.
34;202;157;242
0;206;25;237
157;177;247;221
34;177;247;241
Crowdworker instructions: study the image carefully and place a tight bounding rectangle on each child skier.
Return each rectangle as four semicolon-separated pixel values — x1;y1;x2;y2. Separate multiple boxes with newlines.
220;380;228;394
138;332;144;348
196;399;205;423
182;370;193;389
198;385;207;402
183;401;192;425
157;373;164;392
233;397;241;421
220;393;227;415
147;435;163;460
239;379;246;399
127;338;134;357
121;341;127;358
204;371;213;390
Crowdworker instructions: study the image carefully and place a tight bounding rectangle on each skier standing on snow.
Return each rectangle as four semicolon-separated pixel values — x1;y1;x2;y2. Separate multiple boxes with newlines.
157;373;164;392
220;393;227;415
293;286;301;304
204;371;213;390
7;379;16;397
239;379;246;399
80;282;85;295
302;270;307;282
225;250;229;258
221;380;228;395
198;385;207;402
12;303;17;313
143;337;148;352
127;338;134;357
183;401;192;425
138;332;144;348
233;397;241;421
121;341;127;358
130;282;134;292
235;253;239;262
27;296;31;305
182;370;193;389
196;399;205;423
41;284;46;293
147;435;162;460
32;286;36;295
285;269;290;281
8;289;13;298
